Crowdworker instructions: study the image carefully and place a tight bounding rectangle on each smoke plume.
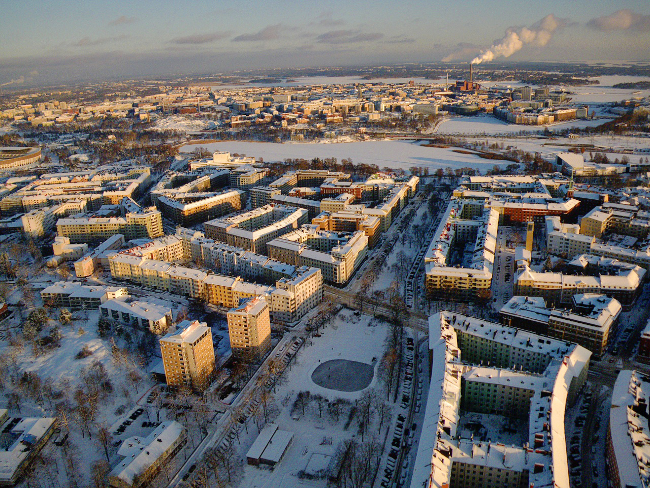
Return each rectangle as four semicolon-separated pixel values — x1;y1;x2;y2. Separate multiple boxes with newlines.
471;14;566;65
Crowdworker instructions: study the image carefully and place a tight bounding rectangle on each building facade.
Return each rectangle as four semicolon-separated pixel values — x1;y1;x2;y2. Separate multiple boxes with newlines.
160;320;215;391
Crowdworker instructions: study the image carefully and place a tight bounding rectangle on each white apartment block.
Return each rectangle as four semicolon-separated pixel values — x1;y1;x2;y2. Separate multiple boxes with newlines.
410;312;590;488
100;296;172;334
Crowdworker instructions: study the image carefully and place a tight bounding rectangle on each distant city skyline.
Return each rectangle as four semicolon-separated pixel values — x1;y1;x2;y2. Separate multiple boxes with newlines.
1;0;649;87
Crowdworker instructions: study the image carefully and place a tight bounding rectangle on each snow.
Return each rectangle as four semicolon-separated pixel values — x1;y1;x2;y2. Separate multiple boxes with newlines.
179;140;515;172
237;311;391;488
153;115;208;133
437;114;609;135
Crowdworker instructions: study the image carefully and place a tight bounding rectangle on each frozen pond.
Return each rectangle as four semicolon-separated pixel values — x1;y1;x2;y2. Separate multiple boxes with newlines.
179;139;515;171
311;359;374;392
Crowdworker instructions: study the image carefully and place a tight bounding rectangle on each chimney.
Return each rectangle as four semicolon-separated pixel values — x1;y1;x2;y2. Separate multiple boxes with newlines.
470;63;473;85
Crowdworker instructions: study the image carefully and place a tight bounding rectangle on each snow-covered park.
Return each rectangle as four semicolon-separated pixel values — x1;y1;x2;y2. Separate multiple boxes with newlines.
237;310;393;488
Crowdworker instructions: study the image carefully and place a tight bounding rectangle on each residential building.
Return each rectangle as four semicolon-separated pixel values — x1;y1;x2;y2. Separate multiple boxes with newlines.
40;281;127;310
311;210;381;248
154;189;244;226
0;412;57;486
227;296;271;361
607;370;650;488
580;203;650;239
74;234;125;277
514;259;645;309
267;226;368;284
56;207;163;244
108;421;186;488
409;312;590;488
160;320;215;391
424;199;498;300
205;204;308;254
500;294;621;357
100;296;173;334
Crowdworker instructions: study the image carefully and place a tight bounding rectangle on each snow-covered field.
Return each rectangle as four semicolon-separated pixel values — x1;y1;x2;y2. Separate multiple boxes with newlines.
179;140;515;172
436;114;609;135
154;115;208;132
237;310;390;488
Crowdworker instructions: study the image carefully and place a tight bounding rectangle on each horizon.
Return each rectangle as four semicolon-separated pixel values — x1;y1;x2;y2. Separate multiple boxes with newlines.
1;1;650;88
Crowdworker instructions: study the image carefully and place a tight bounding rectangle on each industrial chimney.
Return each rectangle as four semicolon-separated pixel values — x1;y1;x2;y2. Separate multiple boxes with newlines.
470;63;473;85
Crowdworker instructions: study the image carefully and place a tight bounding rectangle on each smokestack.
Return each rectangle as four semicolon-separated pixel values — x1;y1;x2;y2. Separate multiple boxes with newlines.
470;63;473;85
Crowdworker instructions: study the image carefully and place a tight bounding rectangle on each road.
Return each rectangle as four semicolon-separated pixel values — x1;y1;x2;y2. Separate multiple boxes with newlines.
405;191;450;310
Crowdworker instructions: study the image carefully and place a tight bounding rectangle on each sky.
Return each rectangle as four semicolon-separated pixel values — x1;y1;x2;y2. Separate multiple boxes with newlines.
1;0;649;87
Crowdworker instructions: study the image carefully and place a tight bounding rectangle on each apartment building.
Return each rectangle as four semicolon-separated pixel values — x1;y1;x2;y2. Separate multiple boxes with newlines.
40;282;127;310
409;311;591;488
229;166;268;191
580;203;650;239
109;422;186;488
56;208;163;244
74;234;125;278
269;170;350;193
424;200;498;300
267;227;368;284
500;294;621;357
109;239;323;324
250;186;281;208
100;296;172;335
227;296;271;361
154;189;244;226
160;320;215;391
461;368;541;418
21;205;68;237
271;267;323;323
312;210;381;248
0;413;57;486
1;166;151;215
514;260;645;309
205;204;309;254
607;371;650;488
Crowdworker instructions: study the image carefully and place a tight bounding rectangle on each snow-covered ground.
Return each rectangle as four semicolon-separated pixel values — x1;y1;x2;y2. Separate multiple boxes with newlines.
236;310;391;488
436;114;610;135
179;140;514;172
0;305;158;486
154;115;208;132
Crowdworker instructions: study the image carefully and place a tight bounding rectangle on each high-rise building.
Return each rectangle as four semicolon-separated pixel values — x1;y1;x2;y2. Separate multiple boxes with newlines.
160;320;215;391
227;296;271;361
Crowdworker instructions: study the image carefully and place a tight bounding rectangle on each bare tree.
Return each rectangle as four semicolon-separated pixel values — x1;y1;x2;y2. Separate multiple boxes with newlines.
96;425;113;463
91;460;111;488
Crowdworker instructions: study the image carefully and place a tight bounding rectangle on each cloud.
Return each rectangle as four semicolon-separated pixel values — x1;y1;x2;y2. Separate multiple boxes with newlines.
587;9;650;31
171;32;231;45
109;15;137;26
316;30;384;44
72;35;129;47
385;36;416;44
442;42;481;62
232;24;283;42
312;11;345;27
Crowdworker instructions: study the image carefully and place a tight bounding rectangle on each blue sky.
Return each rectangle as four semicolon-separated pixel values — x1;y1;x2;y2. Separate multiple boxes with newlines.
1;0;649;86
